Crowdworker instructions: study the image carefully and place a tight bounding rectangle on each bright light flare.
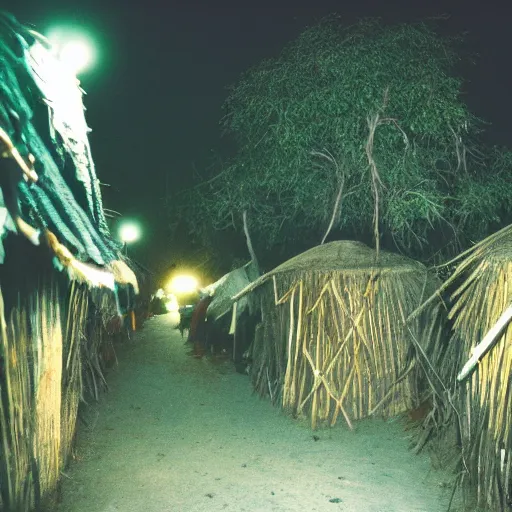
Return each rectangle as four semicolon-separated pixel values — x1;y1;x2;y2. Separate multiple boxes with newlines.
119;223;141;244
46;28;96;74
59;39;94;74
165;298;179;313
168;275;199;295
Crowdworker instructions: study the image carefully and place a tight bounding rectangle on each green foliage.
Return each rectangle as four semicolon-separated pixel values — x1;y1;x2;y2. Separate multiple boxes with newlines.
175;16;512;264
451;147;512;241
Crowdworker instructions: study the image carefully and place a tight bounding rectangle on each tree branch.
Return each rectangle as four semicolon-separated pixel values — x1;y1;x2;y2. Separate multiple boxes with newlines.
243;210;260;275
365;113;384;256
321;178;344;244
311;149;347;245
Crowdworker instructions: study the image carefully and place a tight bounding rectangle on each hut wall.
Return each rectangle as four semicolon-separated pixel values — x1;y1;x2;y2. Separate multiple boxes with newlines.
0;279;88;509
0;243;130;510
446;260;512;511
250;268;443;429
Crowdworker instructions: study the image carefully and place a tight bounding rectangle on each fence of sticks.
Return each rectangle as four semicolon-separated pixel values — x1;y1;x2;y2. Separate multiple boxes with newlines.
418;224;512;512
237;241;445;429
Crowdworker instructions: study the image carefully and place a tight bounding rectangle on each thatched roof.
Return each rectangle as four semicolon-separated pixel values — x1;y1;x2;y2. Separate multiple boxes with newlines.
420;223;512;511
0;13;117;264
206;261;259;321
0;13;138;293
234;240;425;300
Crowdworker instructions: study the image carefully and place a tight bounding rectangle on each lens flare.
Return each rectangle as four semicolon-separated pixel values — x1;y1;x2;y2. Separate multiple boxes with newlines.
168;275;199;294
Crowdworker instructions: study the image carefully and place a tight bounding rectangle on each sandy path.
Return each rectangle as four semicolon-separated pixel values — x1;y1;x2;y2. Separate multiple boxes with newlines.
57;314;451;512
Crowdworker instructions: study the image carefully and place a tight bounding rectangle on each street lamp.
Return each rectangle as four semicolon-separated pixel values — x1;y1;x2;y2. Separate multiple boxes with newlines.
119;222;141;256
46;27;96;75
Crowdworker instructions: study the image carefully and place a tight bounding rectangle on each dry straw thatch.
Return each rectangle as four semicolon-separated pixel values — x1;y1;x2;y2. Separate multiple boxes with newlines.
0;279;88;509
423;224;512;512
206;262;259;322
0;273;127;510
239;241;444;429
0;12;145;510
82;289;120;401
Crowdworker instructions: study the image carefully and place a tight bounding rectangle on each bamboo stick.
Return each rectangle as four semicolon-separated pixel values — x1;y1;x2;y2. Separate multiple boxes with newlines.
457;303;512;382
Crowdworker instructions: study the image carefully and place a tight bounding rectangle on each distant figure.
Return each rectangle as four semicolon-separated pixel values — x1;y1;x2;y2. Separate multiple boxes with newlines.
115;282;137;337
177;304;195;338
187;293;213;357
150;288;167;315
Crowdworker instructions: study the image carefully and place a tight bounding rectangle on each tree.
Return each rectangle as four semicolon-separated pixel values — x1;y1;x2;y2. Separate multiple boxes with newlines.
174;16;512;266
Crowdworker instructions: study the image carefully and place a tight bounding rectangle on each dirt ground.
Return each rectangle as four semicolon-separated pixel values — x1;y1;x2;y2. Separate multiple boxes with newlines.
57;313;454;512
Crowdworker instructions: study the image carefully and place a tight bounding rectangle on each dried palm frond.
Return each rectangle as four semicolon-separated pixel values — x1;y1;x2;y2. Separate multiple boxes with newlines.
0;289;35;510
437;224;512;512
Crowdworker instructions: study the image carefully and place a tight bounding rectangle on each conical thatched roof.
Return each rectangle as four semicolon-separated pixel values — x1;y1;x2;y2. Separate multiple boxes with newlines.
234;240;425;300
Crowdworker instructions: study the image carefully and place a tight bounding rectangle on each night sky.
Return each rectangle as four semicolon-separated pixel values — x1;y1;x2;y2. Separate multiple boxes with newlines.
4;0;512;282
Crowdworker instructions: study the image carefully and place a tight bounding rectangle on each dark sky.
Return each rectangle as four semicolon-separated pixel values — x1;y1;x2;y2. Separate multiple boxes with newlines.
4;0;512;278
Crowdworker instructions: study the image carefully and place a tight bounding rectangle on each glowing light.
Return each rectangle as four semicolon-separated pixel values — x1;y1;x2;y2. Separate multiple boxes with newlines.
168;275;199;295
119;223;141;244
165;297;179;312
59;39;94;74
46;28;96;75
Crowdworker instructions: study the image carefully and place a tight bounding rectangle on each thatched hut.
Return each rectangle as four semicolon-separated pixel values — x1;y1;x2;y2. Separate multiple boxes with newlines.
234;240;445;429
0;13;140;511
422;224;512;512
202;261;259;360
